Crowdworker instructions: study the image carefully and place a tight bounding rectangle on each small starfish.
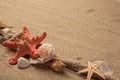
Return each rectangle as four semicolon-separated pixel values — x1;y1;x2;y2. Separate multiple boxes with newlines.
77;61;105;80
4;27;47;65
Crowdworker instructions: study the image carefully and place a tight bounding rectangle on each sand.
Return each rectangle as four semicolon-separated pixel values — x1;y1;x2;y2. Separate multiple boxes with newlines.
0;0;120;80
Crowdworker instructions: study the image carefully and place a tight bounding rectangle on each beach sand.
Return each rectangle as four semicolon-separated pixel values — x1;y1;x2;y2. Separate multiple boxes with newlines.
0;0;120;80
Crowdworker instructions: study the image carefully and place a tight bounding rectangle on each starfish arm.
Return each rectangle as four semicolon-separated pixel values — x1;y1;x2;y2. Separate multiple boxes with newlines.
93;68;106;79
94;61;104;68
77;68;89;74
87;69;93;80
88;61;94;68
3;40;18;50
31;32;47;46
9;47;39;65
29;50;39;58
23;27;31;39
9;51;24;65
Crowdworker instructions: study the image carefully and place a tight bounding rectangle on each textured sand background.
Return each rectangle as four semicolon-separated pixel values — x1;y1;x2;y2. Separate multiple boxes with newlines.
0;0;120;80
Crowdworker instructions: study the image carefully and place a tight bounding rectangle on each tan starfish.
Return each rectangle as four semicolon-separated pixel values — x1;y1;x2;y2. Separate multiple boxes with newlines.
77;61;106;80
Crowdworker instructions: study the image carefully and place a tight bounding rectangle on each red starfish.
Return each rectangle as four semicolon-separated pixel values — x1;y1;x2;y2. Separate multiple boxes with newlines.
3;27;47;65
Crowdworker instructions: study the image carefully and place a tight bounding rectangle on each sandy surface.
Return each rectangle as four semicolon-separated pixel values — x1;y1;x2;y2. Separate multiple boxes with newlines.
0;0;120;80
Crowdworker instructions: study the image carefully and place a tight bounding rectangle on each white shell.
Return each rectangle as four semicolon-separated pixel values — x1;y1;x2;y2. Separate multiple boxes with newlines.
2;28;10;33
17;57;30;68
30;57;44;64
93;60;113;77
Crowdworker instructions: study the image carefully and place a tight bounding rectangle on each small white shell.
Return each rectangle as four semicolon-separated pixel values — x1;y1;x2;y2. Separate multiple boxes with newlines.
30;57;44;64
17;57;30;68
2;28;10;33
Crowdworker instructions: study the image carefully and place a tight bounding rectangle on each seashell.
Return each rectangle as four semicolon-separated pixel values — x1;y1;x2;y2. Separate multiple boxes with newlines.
0;22;12;29
93;60;113;77
28;43;56;64
46;60;66;72
30;57;45;64
2;28;10;34
17;57;30;68
37;43;56;63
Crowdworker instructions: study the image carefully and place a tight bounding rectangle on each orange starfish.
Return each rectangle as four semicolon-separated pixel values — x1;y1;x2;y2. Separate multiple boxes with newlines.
3;27;47;65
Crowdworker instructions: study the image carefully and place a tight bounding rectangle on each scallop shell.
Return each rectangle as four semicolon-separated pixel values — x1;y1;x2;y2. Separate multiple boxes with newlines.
37;43;56;63
93;60;113;77
17;57;30;68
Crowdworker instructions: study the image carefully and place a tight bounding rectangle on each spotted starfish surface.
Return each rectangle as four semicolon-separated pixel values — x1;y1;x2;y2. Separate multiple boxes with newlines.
77;61;105;80
4;27;47;65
